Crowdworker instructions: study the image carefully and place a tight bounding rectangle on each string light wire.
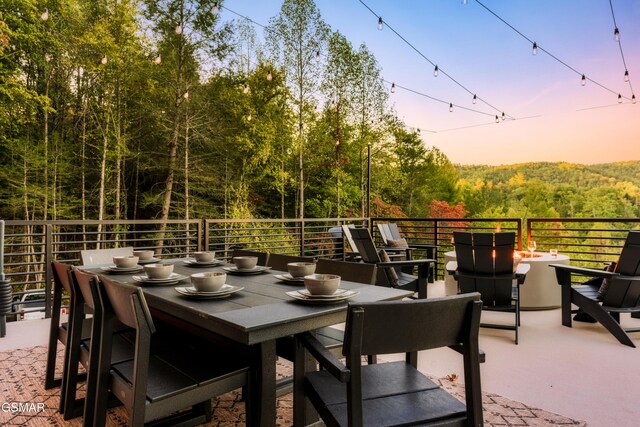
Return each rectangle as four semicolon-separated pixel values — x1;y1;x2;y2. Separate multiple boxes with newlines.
608;0;634;97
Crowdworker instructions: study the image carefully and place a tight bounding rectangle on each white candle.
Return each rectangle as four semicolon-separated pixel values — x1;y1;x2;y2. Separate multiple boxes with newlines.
0;220;4;280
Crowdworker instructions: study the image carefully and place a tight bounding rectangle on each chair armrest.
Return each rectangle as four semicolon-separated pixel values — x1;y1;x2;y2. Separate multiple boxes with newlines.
448;344;486;364
549;264;618;279
298;332;350;383
407;243;437;250
377;258;434;268
617;275;640;281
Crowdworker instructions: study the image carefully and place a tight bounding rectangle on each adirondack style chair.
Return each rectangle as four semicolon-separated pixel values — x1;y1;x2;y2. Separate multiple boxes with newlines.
377;222;437;282
550;231;640;347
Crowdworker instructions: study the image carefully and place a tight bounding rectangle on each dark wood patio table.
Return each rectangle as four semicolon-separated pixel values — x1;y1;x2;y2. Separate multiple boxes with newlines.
89;259;414;426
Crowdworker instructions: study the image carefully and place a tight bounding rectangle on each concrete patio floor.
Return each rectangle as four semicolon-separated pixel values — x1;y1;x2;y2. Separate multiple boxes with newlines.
1;281;638;426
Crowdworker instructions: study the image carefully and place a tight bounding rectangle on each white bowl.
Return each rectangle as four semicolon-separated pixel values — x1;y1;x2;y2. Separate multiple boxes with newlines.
113;256;139;269
144;263;174;279
304;274;341;295
233;256;258;270
287;262;316;278
191;272;226;292
193;251;216;262
133;250;154;261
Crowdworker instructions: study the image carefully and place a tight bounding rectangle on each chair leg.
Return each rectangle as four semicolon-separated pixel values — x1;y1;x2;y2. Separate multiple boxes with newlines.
573;291;636;347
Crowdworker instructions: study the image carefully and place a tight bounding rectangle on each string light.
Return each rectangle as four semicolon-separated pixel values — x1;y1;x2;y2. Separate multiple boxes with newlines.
434;65;439;77
101;55;108;65
154;55;162;65
632;94;636;104
175;24;183;35
532;42;537;55
581;74;586;86
614;27;620;42
41;8;49;21
390;82;396;93
266;70;272;81
449;102;453;112
472;94;477;104
624;70;629;82
501;112;506;121
315;50;321;62
617;93;622;104
211;2;219;16
378;17;383;31
495;115;499;123
243;83;250;94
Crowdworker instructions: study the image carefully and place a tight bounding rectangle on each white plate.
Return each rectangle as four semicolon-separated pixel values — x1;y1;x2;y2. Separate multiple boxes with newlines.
286;289;359;304
296;288;351;299
183;258;224;267
132;273;188;285
100;265;143;274
274;274;305;284
138;258;161;265
222;266;271;275
175;285;244;299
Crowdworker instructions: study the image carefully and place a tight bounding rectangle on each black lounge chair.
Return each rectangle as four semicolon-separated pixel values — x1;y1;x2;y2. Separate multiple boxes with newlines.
550;230;640;347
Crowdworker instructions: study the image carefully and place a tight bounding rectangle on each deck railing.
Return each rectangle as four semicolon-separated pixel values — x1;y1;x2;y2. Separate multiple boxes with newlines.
3;216;639;319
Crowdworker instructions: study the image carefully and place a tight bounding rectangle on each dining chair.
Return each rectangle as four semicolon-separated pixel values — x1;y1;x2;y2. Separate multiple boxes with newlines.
348;227;432;299
80;246;134;266
294;293;484;427
44;261;91;413
91;274;252;426
267;253;316;271
449;231;529;344
231;248;269;266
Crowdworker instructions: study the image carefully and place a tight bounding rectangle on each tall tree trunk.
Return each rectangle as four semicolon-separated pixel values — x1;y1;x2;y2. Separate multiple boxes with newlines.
81;99;87;250
97;121;109;250
43;77;49;221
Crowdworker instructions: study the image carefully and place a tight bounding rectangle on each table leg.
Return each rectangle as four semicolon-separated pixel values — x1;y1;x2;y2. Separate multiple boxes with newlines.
293;335;318;426
248;340;277;427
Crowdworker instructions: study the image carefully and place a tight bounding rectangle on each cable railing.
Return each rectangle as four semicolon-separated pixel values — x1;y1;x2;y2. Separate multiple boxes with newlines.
3;216;640;321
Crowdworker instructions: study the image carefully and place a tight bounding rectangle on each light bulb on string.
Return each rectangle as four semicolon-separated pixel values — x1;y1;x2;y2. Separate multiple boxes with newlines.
154;55;162;65
211;2;219;16
175;24;183;35
614;28;620;42
449;102;453;112
266;70;272;81
495;115;499;123
617;94;622;104
501;112;506;121
41;8;49;21
101;55;108;65
581;74;586;86
632;94;636;104
243;83;250;94
434;65;439;77
390;82;396;93
472;94;477;104
315;50;320;62
378;17;383;31
624;70;629;82
532;42;537;55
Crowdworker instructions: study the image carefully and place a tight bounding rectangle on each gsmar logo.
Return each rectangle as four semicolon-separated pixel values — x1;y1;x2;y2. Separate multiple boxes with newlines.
1;402;46;413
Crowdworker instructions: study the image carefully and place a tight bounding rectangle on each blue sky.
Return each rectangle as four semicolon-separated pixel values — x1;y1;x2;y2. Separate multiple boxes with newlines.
220;0;640;165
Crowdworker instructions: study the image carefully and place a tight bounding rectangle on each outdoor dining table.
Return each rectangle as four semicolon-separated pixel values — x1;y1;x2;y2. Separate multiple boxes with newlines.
88;259;414;426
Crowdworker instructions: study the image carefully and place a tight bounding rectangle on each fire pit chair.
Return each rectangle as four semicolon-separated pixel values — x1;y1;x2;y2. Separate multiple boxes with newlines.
550;230;640;347
293;293;483;427
448;231;529;344
377;222;437;281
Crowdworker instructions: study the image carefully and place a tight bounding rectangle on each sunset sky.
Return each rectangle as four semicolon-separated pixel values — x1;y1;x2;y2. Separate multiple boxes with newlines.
221;0;639;165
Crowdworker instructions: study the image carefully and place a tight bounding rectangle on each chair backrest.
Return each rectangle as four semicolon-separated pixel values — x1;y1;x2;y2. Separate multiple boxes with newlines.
315;259;377;285
377;223;393;245
266;253;315;271
343;293;482;358
388;223;403;241
99;275;155;334
341;225;361;254
72;268;99;312
231;249;269;266
602;231;640;308
453;231;516;307
80;247;134;266
51;260;74;294
349;228;396;287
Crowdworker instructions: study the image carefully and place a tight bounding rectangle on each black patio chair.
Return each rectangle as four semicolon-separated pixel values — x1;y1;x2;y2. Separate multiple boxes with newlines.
377;222;437;281
294;293;484;427
90;275;252;426
449;231;529;344
550;230;640;347
348;227;433;299
266;253;316;271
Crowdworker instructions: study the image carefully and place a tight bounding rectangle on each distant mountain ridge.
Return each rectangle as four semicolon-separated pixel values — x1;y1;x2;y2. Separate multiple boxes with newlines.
456;161;640;188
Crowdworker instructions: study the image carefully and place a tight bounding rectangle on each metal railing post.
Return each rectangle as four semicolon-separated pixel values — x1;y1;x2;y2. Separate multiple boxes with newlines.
299;220;305;256
199;219;205;252
44;224;52;319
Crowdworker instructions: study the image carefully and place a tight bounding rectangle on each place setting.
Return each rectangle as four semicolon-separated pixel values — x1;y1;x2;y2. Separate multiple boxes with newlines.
183;251;224;267
132;263;188;286
274;261;316;285
286;274;359;304
222;256;271;275
100;255;144;274
133;249;161;265
175;272;244;299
